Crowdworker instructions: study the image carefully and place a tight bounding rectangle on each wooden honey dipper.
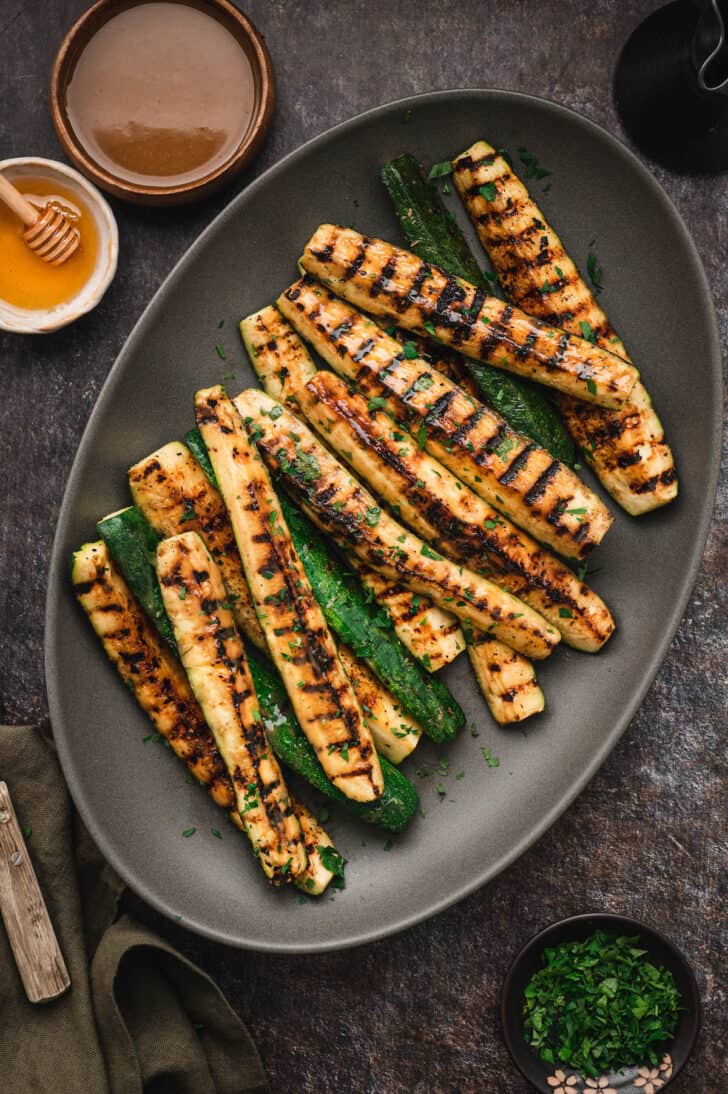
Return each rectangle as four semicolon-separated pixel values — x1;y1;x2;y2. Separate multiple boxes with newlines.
0;172;80;265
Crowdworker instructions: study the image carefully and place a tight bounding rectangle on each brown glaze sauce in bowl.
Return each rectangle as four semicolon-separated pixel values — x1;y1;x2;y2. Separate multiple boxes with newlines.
52;0;275;205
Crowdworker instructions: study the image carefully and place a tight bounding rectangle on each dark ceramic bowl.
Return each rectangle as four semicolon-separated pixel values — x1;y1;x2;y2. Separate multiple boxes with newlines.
501;913;701;1092
50;0;275;206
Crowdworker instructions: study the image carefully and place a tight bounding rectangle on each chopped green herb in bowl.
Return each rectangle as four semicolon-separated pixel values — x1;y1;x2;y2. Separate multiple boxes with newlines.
522;930;680;1078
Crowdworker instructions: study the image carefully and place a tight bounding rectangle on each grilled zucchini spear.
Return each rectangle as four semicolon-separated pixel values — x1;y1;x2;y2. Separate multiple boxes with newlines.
130;441;421;761
242;306;612;651
195;385;384;803
181;420;461;744
336;645;421;762
300;369;614;652
380;153;576;465
242;306;544;723
128;441;265;651
72;541;336;892
299;225;638;408
451;139;678;515
277;277;612;560
466;631;545;724
234;389;560;660
241;304;466;673
157;532;308;884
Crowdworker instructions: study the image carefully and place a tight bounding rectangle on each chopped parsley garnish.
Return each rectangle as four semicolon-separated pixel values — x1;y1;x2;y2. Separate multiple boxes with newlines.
180;505;196;523
211;828;222;840
368;396;388;412
587;250;603;295
215;344;226;359
420;543;442;560
586;378;598;396
579;320;597;344
417;421;427;450
364;506;381;527
479;182;497;201
178;587;187;600
423;320;437;338
182;827;197;838
428;161;453;181
317;845;347;889
495;435;517;461
402;341;419;359
480;747;500;767
522;931;680;1077
279;444;321;484
412;374;434;392
558;607;573;619
517;146;552;180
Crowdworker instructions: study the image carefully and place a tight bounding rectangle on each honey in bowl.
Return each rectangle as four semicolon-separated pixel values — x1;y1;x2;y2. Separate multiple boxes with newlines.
65;2;256;189
0;177;98;311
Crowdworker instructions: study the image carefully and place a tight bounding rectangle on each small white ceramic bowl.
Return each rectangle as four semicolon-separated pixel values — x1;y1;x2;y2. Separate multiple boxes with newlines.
0;157;118;334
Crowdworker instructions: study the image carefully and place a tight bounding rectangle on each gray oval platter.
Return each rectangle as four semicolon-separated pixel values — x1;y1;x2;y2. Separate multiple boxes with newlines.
45;90;722;953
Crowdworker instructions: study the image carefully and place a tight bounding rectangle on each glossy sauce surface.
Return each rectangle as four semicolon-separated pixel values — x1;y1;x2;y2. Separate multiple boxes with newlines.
65;2;256;188
0;178;98;310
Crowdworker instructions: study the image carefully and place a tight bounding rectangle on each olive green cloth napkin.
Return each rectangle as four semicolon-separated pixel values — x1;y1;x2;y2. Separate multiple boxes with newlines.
0;724;268;1094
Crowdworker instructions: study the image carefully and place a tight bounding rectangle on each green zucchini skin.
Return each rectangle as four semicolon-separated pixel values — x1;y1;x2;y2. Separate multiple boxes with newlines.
99;501;417;832
380;153;575;466
97;507;176;650
188;427;465;743
248;650;418;833
184;427;217;486
380;154;482;283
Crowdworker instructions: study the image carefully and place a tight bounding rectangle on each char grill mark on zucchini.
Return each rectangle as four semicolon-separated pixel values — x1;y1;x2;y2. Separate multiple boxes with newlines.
337;645;422;764
234;389;561;661
300;370;613;651
128;442;266;651
195;385;384;804
277;277;612;560
157;531;308;884
466;631;545;724
380;154;576;465
276;492;464;741
452;139;677;516
299;224;638;408
72;540;235;807
349;560;465;671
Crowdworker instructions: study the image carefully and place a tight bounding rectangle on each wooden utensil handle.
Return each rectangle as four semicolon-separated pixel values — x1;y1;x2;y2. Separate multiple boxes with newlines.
0;781;70;1003
0;173;40;226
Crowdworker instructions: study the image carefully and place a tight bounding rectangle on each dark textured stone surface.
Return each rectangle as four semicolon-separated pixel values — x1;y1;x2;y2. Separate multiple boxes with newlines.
0;2;725;1091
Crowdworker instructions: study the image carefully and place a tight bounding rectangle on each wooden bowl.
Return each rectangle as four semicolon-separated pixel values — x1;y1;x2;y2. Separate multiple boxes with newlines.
50;0;275;206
